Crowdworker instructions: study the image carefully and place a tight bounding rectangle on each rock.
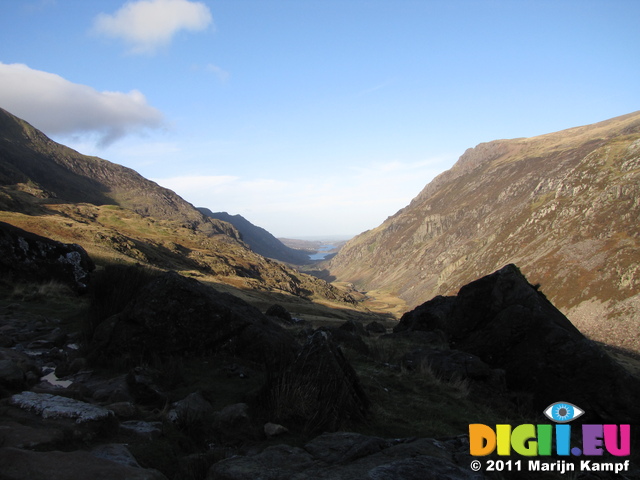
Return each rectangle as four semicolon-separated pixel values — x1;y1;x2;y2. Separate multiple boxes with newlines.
9;391;114;424
318;326;370;355
366;321;387;334
401;348;494;382
105;401;138;419
339;319;369;336
213;403;255;441
88;271;298;367
0;221;94;292
263;422;288;438
0;420;65;448
257;330;369;434
90;443;141;468
0;347;39;394
397;264;640;423
265;304;292;324
120;420;163;440
207;432;481;480
126;368;167;406
168;391;214;424
0;447;168;480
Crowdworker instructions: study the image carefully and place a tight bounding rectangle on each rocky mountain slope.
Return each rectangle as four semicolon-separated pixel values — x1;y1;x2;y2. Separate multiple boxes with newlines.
0;108;234;237
0;107;355;306
329;111;640;351
198;209;311;265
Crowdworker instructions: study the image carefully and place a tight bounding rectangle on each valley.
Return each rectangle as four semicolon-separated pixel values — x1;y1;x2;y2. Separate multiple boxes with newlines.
1;106;640;479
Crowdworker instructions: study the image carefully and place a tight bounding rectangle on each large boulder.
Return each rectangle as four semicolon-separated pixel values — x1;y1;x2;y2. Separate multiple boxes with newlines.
0;221;94;292
0;447;167;480
88;271;298;366
256;330;369;434
395;264;640;423
207;432;480;480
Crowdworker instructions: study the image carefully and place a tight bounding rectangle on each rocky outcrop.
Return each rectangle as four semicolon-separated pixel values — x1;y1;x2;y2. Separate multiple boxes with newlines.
88;270;299;366
395;264;640;423
257;330;369;434
329;111;640;351
0;221;94;291
207;431;480;480
0;447;168;480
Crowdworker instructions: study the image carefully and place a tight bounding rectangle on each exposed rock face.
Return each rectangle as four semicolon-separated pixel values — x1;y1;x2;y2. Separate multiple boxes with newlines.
395;264;640;423
207;432;480;480
329;111;640;351
257;330;369;434
89;271;298;366
0;221;94;291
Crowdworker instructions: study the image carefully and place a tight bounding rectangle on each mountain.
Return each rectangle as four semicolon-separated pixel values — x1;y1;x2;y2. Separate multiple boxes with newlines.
198;209;311;265
0;107;235;238
0;107;357;307
329;111;640;351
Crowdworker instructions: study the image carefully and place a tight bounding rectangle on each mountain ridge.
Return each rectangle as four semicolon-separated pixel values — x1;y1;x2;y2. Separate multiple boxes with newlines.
197;209;311;265
329;110;640;351
0;106;358;308
0;107;237;238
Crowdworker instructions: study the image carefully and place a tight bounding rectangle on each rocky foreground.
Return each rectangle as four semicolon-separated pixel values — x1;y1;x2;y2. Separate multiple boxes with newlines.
1;224;639;479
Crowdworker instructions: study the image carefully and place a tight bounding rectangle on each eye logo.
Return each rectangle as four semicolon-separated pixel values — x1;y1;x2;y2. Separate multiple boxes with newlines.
543;402;584;423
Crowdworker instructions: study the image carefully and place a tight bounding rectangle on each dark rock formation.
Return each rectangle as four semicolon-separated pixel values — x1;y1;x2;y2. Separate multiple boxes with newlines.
257;330;369;434
88;271;298;366
207;431;481;480
0;221;94;291
0;447;168;480
395;264;640;423
265;304;293;324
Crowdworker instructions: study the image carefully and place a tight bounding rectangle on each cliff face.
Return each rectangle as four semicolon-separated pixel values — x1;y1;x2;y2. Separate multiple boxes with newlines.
329;111;640;351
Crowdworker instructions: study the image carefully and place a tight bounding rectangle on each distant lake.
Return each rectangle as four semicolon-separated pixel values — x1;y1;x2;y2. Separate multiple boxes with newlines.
308;244;336;260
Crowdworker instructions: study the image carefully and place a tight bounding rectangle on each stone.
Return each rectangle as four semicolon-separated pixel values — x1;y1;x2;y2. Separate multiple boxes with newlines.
401;348;494;382
168;391;214;424
0;221;94;292
9;391;113;424
0;447;168;480
265;304;292;324
339;319;369;336
207;432;481;480
214;403;255;440
257;330;369;434
120;420;163;440
263;422;288;438
88;271;298;367
365;321;387;334
397;264;640;423
90;443;141;468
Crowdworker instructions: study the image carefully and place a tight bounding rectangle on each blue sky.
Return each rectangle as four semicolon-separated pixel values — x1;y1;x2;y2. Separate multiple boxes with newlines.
1;0;638;237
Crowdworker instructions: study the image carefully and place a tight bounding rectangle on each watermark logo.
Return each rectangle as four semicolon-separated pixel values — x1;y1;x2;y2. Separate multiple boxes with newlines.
543;401;584;423
468;402;632;475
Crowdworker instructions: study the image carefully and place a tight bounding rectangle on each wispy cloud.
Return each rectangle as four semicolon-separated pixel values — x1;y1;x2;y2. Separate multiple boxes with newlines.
205;63;230;82
93;0;213;55
152;157;448;236
0;62;164;147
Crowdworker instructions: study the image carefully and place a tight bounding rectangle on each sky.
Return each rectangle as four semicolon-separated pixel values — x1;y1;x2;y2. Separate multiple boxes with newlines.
0;0;639;238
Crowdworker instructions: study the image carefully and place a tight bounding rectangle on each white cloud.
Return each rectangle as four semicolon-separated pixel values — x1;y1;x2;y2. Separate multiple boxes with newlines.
0;62;164;147
152;157;448;237
205;64;230;82
93;0;213;55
